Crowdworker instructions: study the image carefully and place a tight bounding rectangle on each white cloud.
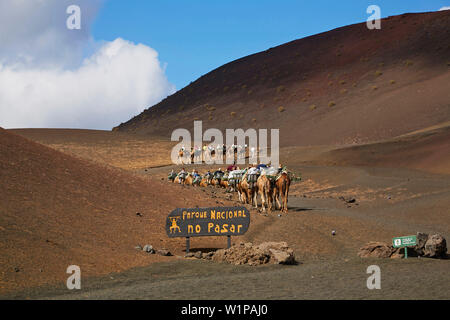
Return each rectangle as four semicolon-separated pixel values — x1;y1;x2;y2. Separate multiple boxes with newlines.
439;6;450;11
0;0;175;129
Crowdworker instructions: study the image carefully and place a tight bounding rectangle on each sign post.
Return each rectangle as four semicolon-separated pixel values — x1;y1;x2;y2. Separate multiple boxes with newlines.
392;235;417;259
166;206;250;253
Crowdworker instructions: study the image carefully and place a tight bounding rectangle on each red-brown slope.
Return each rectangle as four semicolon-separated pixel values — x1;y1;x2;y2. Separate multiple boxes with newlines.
116;11;450;147
317;123;450;174
0;128;227;293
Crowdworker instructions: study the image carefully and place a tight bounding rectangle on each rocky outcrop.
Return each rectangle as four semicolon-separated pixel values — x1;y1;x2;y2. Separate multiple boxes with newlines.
357;242;395;258
358;233;447;259
423;234;447;258
210;242;296;266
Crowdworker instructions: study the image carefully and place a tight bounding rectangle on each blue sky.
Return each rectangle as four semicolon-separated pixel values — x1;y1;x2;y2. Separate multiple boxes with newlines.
92;0;449;90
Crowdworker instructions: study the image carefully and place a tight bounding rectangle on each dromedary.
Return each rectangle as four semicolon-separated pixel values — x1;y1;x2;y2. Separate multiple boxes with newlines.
273;172;291;213
256;173;272;213
238;169;257;208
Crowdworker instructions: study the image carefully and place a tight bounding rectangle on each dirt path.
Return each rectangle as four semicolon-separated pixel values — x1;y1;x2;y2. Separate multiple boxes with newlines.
3;257;449;300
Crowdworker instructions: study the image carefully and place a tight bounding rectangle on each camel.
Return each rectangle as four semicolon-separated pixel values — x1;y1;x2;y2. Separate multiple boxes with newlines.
238;169;258;208
199;177;209;187
178;149;190;164
273;172;291;213
220;178;229;189
256;173;272;213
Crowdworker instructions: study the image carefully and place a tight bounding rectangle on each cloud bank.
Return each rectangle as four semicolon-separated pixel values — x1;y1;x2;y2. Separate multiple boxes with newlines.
0;0;175;129
439;6;450;11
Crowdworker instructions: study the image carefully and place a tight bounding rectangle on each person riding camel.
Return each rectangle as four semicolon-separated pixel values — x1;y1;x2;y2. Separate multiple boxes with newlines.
278;163;284;174
179;168;186;184
227;163;237;172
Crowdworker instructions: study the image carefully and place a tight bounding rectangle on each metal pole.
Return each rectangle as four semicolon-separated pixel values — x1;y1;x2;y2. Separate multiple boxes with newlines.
186;237;190;254
404;247;408;259
227;235;231;249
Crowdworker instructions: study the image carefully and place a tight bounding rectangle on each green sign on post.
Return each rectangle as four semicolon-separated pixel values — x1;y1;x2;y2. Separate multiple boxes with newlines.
392;235;417;259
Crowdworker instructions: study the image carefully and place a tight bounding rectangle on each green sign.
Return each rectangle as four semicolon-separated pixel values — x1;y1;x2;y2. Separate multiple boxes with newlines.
392;235;417;248
392;235;417;259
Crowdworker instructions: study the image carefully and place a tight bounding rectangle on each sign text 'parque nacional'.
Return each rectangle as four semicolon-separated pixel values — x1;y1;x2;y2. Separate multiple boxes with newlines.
166;206;250;238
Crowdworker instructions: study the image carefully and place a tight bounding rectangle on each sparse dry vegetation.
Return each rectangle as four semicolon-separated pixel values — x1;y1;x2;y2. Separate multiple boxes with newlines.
276;85;285;93
278;106;285;112
328;101;336;107
390;80;396;85
375;70;383;77
309;104;316;111
230;111;236;117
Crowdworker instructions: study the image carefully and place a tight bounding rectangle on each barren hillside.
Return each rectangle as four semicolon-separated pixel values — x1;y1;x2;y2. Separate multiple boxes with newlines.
115;11;450;147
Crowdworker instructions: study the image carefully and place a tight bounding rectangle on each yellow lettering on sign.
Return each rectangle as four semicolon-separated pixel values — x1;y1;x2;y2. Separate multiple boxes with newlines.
221;224;228;233
208;223;214;233
214;224;220;233
195;224;201;233
238;225;242;233
230;224;235;233
211;210;216;219
187;225;193;233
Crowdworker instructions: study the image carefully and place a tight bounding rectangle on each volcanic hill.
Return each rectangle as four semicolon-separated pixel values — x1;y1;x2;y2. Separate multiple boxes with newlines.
115;11;450;147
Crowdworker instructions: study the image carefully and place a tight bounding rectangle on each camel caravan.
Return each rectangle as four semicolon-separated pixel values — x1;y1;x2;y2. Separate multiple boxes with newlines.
168;163;298;214
175;144;254;165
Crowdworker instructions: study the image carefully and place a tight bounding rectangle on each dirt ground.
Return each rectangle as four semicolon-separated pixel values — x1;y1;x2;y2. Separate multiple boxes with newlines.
2;159;449;299
2;129;449;299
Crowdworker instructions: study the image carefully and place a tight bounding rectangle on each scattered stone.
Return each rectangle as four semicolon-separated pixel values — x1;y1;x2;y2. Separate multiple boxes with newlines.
157;248;172;256
211;242;296;266
339;196;356;203
359;233;447;259
136;212;143;217
202;252;214;260
194;251;203;259
424;234;447;258
357;242;395;258
135;245;143;250
143;245;155;254
14;267;20;272
332;230;336;236
269;248;296;264
185;252;195;258
414;232;429;256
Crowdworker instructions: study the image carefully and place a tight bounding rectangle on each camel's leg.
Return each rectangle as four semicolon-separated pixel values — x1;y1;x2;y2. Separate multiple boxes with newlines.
253;189;259;209
259;190;266;212
266;190;272;212
283;184;289;213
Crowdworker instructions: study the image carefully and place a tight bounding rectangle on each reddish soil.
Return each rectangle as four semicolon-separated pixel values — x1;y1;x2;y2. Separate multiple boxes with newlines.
1;11;449;299
0;128;234;293
312;123;450;175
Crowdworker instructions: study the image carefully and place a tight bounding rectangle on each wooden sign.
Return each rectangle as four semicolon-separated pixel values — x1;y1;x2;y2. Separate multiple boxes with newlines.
166;206;250;252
